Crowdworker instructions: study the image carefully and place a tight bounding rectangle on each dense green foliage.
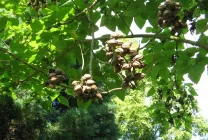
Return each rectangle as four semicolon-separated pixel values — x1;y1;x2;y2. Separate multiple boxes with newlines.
1;0;208;139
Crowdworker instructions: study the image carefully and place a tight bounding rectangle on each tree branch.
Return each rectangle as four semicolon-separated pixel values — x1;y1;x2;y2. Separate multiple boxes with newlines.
78;41;85;72
0;48;46;75
87;2;95;76
84;34;208;51
101;87;123;94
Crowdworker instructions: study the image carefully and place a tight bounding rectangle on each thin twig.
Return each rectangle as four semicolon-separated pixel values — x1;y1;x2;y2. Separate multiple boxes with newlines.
101;87;123;94
84;34;208;51
78;41;85;72
87;2;95;76
0;48;46;75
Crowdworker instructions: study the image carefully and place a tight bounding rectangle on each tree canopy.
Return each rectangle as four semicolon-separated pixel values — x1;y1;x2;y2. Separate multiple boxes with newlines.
0;0;208;139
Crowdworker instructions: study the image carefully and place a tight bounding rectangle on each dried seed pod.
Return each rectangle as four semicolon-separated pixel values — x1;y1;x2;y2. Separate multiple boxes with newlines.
157;17;163;27
82;85;91;93
115;48;124;56
132;61;142;68
116;40;123;45
86;79;96;86
121;81;129;88
72;80;80;87
48;83;56;89
122;42;132;49
74;85;82;95
115;64;122;73
106;46;112;52
81;74;92;81
48;73;56;78
117;56;125;62
133;54;143;61
106;39;118;47
55;69;62;74
122;63;131;70
56;75;66;81
95;92;103;100
163;10;171;18
134;73;146;81
91;84;98;92
106;52;114;58
50;76;58;84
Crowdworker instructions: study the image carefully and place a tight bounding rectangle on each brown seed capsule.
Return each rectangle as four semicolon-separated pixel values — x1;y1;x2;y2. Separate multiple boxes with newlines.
82;85;91;93
115;64;122;73
48;83;56;89
48;73;56;78
50;76;58;84
74;85;82;95
106;46;112;52
122;63;131;70
157;17;163;27
56;75;66;81
132;61;142;68
134;73;146;81
95;92;103;100
81;74;92;81
91;84;98;92
115;48;124;56
55;69;62;74
163;10;171;18
118;56;125;62
133;54;143;61
122;42;132;49
86;79;96;86
72;80;80;86
106;39;118;47
116;40;123;45
121;81;129;88
157;11;162;17
106;52;114;58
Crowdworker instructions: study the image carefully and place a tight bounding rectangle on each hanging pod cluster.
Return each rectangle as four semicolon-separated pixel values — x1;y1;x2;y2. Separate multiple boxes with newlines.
27;0;47;11
72;74;103;101
157;1;187;35
106;33;146;89
45;69;66;89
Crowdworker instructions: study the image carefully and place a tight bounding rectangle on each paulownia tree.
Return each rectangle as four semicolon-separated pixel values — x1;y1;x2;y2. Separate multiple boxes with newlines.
0;0;208;134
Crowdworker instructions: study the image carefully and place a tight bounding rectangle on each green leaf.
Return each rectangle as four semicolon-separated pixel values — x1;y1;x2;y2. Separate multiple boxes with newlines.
150;66;159;79
147;87;155;97
100;16;116;31
146;27;153;33
28;54;37;64
30;19;44;33
77;98;92;109
134;16;146;29
113;89;126;101
123;1;145;17
196;19;207;34
58;96;69;107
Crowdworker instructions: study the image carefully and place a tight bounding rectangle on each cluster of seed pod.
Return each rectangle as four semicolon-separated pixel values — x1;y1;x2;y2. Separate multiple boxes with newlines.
72;74;103;101
157;1;187;35
45;69;66;89
27;0;47;11
106;33;146;89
